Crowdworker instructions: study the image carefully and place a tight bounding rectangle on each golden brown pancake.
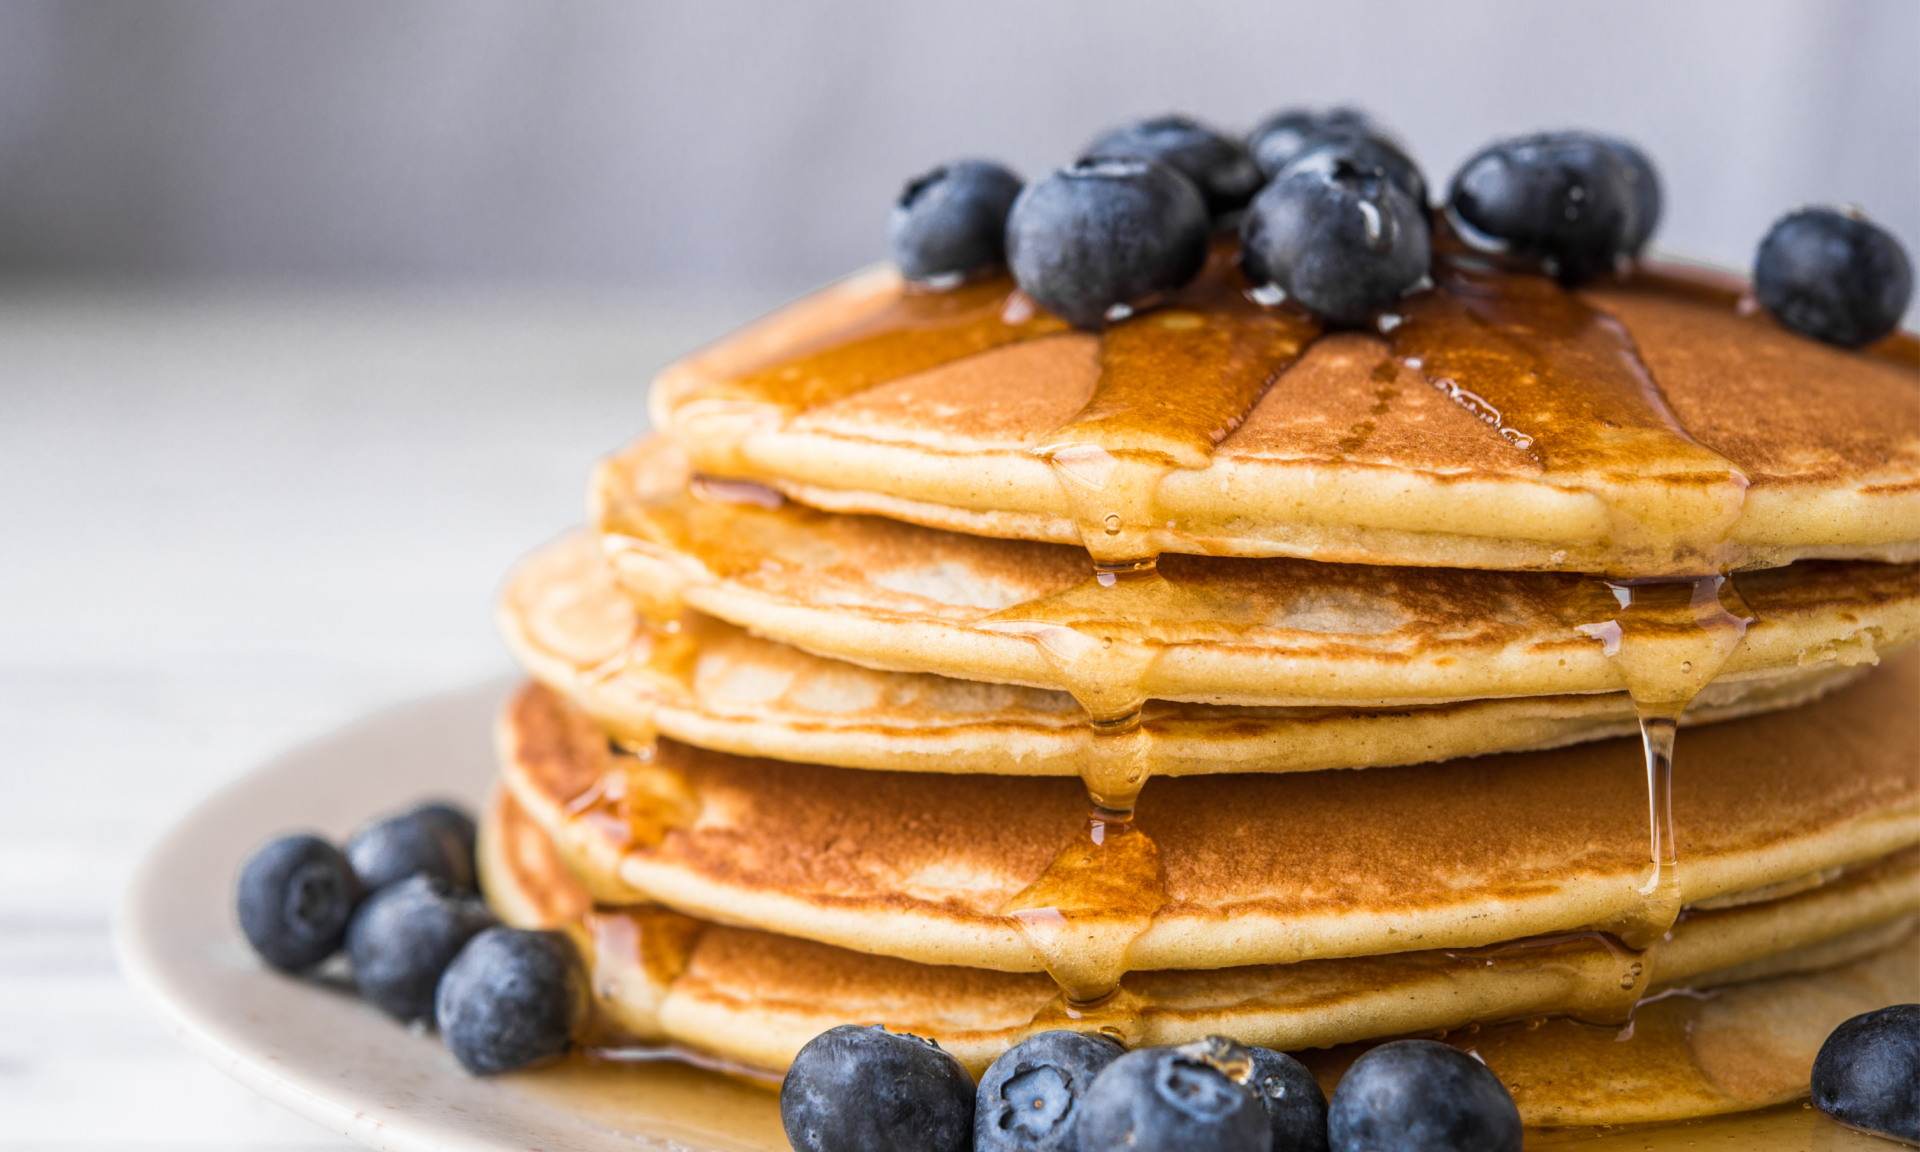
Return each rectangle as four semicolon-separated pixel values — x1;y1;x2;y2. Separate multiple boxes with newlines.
651;258;1920;575
592;438;1920;710
502;530;1871;773
478;784;1919;1121
495;652;1920;974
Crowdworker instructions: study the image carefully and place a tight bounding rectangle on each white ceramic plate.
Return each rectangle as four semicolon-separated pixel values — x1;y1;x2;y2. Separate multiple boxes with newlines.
114;681;789;1152
115;683;1892;1152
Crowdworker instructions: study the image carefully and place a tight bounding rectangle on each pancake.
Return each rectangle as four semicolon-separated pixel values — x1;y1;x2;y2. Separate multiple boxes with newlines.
502;531;1871;774
651;253;1920;575
495;652;1920;974
478;785;1920;1122
592;437;1920;711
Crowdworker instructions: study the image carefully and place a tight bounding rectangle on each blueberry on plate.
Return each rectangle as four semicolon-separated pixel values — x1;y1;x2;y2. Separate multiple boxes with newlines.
1811;1003;1920;1142
1244;1046;1329;1152
1326;1039;1520;1152
889;160;1024;284
1006;159;1211;330
781;1024;975;1152
435;927;586;1074
1276;131;1429;214
1248;106;1378;180
236;833;363;972
1075;1046;1272;1152
1240;155;1431;325
346;873;495;1021
975;1029;1123;1152
1754;207;1913;348
1445;130;1641;283
1083;114;1264;218
345;800;478;894
1602;137;1661;254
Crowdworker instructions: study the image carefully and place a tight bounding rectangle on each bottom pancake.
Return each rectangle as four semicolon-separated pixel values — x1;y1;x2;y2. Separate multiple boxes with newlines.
478;785;1919;1127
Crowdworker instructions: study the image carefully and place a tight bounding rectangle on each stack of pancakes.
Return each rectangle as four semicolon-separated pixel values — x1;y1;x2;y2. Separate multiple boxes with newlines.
480;247;1920;1128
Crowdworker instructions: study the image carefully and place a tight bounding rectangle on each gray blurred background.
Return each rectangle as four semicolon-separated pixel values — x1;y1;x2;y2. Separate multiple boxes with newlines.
1;0;1915;298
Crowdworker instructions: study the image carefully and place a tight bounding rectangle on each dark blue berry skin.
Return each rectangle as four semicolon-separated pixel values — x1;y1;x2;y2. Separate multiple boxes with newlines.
1075;1047;1272;1152
1602;137;1661;254
345;801;478;894
1248;107;1377;180
1755;208;1914;348
1006;160;1211;330
1811;1003;1920;1142
345;874;495;1022
1446;131;1640;284
435;927;586;1074
236;833;363;972
1278;132;1429;213
889;160;1024;283
1326;1040;1520;1152
781;1025;976;1152
1245;1047;1329;1152
1240;160;1431;325
975;1030;1123;1152
1083;115;1263;219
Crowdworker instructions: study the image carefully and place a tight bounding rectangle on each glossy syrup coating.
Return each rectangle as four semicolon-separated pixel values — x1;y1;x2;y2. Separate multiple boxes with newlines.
1446;130;1641;283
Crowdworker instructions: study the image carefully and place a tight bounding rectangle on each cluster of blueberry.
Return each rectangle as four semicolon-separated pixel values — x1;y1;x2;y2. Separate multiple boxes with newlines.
234;803;585;1075
781;1025;1522;1152
889;109;1913;347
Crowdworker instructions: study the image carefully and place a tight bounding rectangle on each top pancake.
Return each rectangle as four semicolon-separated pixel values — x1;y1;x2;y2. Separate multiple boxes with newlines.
652;252;1920;577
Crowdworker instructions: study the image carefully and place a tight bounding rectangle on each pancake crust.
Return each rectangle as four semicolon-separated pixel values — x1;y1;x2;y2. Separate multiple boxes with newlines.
502;531;1871;773
497;652;1920;974
651;262;1920;574
479;786;1920;1118
593;438;1920;707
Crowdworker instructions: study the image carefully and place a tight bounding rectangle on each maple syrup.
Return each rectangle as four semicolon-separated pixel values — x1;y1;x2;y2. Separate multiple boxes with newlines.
627;223;1890;1052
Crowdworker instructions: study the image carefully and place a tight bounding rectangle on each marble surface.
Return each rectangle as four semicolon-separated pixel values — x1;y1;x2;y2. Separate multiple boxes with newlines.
0;283;750;1148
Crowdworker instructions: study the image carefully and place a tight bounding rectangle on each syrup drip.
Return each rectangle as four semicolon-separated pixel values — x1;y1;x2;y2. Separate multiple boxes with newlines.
1575;575;1754;950
1441;930;1656;1028
1037;241;1319;563
1385;254;1750;576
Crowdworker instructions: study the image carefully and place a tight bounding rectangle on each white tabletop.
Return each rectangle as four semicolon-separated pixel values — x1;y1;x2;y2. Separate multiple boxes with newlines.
0;283;751;1148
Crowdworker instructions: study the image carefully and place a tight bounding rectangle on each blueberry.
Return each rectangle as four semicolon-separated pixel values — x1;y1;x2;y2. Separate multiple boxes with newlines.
345;873;495;1021
435;927;587;1074
1811;1003;1920;1141
1326;1039;1520;1152
889;160;1024;284
1075;1047;1272;1152
235;833;363;972
1240;158;1431;324
1277;133;1428;212
1006;159;1210;330
1245;1047;1329;1152
1446;131;1640;283
1755;208;1913;348
1248;107;1378;180
344;800;477;894
1602;137;1661;254
1082;115;1263;218
781;1024;975;1152
975;1030;1123;1152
